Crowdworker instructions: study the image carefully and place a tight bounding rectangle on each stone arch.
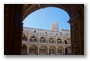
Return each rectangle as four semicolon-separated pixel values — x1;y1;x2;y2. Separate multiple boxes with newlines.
29;36;37;42
40;37;46;43
49;38;54;43
29;45;38;55
57;38;62;44
4;4;84;55
22;34;27;41
49;46;56;55
65;46;71;55
21;44;27;55
57;46;64;55
23;4;73;20
39;45;47;55
22;4;83;55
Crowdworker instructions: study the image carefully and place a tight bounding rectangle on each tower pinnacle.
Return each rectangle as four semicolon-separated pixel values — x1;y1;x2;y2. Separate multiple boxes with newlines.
50;21;59;31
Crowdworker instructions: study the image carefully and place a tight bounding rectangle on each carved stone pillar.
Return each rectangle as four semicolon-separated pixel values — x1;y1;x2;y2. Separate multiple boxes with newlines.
4;4;23;55
68;11;84;55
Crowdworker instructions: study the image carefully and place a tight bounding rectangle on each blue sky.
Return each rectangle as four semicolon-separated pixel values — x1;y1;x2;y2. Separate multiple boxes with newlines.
23;7;70;30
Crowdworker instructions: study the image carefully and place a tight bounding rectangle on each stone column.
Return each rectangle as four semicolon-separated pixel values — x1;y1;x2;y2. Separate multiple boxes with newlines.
55;36;57;44
62;39;64;44
4;4;23;55
47;46;49;55
56;47;58;55
38;46;39;55
37;33;39;43
63;47;66;55
54;35;57;44
38;37;40;43
27;46;29;55
68;11;84;55
46;35;49;44
27;33;30;43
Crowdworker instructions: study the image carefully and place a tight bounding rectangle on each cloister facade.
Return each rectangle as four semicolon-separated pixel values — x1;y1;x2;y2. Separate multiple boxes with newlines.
22;22;71;55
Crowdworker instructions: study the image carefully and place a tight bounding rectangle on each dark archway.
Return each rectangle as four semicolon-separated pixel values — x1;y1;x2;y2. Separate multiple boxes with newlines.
65;40;67;44
4;4;84;55
21;44;27;55
65;48;68;55
22;5;84;55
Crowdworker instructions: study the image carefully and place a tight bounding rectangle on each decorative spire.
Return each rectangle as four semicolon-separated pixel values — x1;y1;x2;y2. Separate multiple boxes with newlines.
50;21;59;31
